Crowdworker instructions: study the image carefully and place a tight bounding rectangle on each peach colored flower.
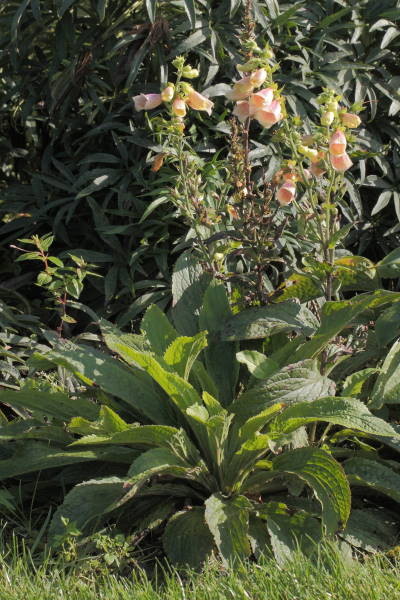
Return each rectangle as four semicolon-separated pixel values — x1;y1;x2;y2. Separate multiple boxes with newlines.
330;152;353;172
186;89;214;115
133;93;163;111
232;101;253;122
329;130;347;156
254;100;282;128
340;113;361;128
276;181;296;205
226;76;254;101
151;153;165;172
161;86;174;102
249;88;274;110
172;98;187;117
274;169;298;184
249;68;267;87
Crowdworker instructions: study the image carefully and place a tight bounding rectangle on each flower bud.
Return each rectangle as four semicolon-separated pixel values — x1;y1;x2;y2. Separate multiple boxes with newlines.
276;181;296;205
182;67;199;79
249;68;267;88
133;93;162;111
329;130;347;156
321;111;334;126
161;85;174;102
340;112;361;128
172;98;187;117
326;101;338;112
236;58;260;73
298;145;318;161
330;152;353;172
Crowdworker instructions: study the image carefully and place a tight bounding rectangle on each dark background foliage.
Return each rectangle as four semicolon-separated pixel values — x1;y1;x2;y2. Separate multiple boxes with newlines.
1;0;399;331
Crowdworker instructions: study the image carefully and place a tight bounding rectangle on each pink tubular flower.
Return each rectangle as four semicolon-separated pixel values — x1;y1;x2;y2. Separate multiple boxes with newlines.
329;130;347;156
330;152;353;172
340;113;361;128
276;181;296;205
161;86;174;102
172;98;187;117
254;100;282;128
226;76;254;101
249;68;267;87
133;93;162;111
249;87;274;110
233;101;253;122
186;89;214;115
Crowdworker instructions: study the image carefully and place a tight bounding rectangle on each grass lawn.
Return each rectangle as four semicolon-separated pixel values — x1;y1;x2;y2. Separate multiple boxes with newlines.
1;544;400;600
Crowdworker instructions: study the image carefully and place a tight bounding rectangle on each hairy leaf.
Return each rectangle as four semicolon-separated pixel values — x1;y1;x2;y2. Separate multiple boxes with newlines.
205;494;252;565
163;507;214;569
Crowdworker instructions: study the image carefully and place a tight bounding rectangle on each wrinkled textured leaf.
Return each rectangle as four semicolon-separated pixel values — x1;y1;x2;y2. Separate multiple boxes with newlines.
232;360;335;420
220;302;318;341
49;477;126;540
345;458;400;503
274;396;396;438
272;448;351;534
205;493;252;565
163;507;214;569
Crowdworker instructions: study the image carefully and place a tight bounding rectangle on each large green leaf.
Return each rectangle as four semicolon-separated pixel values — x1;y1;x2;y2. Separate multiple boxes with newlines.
376;247;400;278
291;291;400;362
199;281;238;407
49;477;126;540
41;343;171;424
0;389;98;421
375;304;400;346
340;508;398;553
204;493;252;566
0;419;72;444
263;503;322;565
258;501;322;563
370;340;400;409
171;252;212;336
69;424;178;448
236;350;279;380
223;434;270;491
220;302;318;341
163;507;214;569
163;331;208;380
344;458;400;503
232;360;335;421
105;345;202;413
140;304;178;356
273;396;396;438
272;448;351;534
0;442;137;481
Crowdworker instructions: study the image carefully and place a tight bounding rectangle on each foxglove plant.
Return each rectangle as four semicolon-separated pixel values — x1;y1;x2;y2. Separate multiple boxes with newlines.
133;3;366;307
